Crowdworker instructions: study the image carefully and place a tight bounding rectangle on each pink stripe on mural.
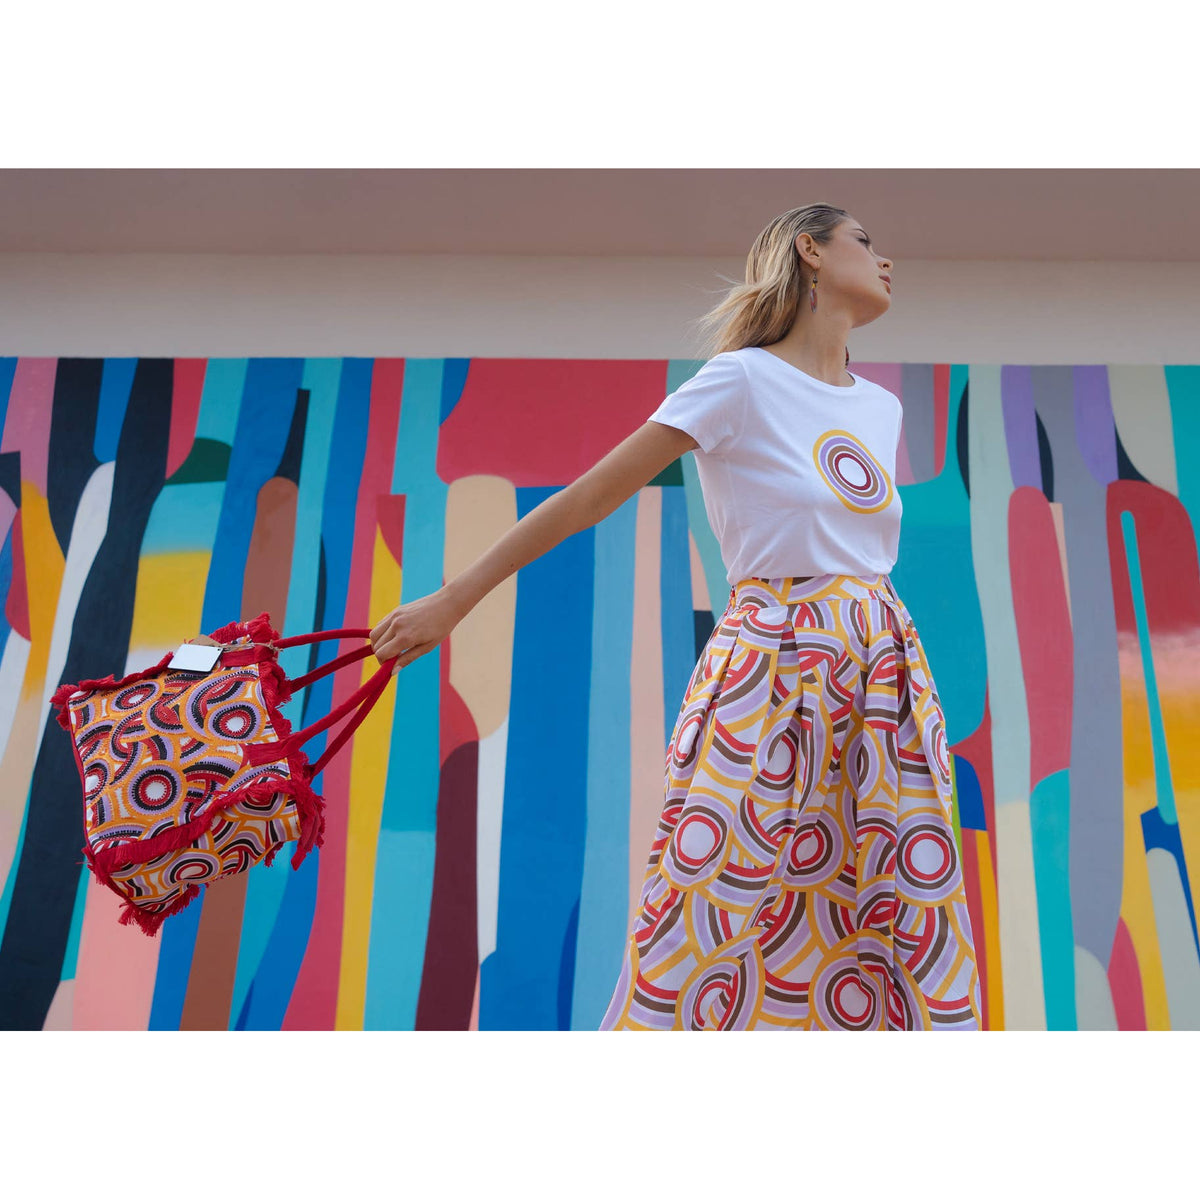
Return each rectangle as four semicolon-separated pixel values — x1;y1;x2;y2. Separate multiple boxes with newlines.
0;358;57;494
1009;486;1074;785
283;357;405;1030
166;359;207;478
72;875;162;1030
1108;916;1146;1030
895;397;913;487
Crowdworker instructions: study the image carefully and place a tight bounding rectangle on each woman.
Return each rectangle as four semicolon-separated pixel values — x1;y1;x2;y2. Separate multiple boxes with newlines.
370;202;982;1031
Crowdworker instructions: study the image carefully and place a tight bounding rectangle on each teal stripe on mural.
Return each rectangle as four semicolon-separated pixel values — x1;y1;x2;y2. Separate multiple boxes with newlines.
890;365;986;739
365;358;448;1029
1120;510;1177;824
570;493;638;1029
141;482;224;555
1165;366;1200;557
1030;767;1076;1028
193;358;248;445
278;359;343;685
59;866;90;982
677;450;729;621
660;483;694;749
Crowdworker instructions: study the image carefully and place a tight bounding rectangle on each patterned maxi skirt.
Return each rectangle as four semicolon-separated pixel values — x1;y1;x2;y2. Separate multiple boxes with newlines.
599;573;982;1031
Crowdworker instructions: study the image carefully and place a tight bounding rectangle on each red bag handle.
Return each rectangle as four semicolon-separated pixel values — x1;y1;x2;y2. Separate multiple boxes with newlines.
243;628;397;778
272;627;372;649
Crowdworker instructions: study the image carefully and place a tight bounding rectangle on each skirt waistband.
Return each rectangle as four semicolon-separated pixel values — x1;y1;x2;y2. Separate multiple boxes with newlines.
727;573;896;610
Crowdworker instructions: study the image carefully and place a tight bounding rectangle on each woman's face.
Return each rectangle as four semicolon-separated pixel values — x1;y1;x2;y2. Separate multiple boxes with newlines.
802;217;893;320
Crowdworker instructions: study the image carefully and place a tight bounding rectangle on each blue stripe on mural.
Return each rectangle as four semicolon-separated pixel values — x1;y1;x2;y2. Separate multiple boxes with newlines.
0;357;16;433
231;360;343;1026
148;900;204;1029
1142;805;1200;959
1120;510;1177;824
365;359;448;1029
1030;767;1076;1029
953;752;988;831
659;481;695;750
94;358;138;464
238;358;374;1029
439;358;471;423
570;492;638;1029
202;358;304;626
477;486;594;1031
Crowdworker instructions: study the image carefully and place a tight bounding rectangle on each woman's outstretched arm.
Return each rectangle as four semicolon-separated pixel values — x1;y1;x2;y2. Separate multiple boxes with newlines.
369;419;699;671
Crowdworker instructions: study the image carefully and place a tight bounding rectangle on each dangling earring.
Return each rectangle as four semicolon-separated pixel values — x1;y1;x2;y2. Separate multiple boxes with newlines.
809;271;818;313
845;346;850;366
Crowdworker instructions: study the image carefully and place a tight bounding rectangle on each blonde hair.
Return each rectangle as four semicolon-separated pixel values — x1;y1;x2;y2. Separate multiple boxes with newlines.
688;202;852;361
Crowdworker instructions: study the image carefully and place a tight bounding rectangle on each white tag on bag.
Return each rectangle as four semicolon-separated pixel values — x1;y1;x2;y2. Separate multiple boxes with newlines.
168;643;222;673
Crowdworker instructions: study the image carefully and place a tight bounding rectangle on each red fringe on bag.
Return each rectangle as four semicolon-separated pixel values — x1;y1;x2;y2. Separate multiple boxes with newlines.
49;650;176;733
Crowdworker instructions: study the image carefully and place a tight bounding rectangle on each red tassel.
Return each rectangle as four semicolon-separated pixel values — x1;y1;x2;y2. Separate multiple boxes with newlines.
207;611;280;647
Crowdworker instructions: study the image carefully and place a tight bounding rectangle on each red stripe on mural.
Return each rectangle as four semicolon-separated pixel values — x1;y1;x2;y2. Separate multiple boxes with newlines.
166;359;206;479
283;358;405;1030
413;636;479;1029
5;510;29;640
960;830;989;1030
1008;485;1074;785
955;683;997;871
933;363;949;477
436;358;669;485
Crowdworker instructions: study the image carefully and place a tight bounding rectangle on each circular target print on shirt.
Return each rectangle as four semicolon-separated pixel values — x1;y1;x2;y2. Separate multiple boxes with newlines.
812;429;894;514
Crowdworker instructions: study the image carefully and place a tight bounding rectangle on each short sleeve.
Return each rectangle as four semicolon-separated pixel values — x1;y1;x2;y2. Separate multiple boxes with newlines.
647;352;747;454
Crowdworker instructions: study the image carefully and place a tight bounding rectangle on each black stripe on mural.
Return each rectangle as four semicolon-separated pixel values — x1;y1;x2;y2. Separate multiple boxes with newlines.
0;451;21;509
0;358;173;1030
46;359;102;554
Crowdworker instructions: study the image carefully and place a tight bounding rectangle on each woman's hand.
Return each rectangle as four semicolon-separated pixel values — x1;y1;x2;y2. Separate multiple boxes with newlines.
370;587;464;675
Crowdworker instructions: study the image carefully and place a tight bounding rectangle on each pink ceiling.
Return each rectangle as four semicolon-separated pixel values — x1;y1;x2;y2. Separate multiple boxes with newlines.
1;168;1197;260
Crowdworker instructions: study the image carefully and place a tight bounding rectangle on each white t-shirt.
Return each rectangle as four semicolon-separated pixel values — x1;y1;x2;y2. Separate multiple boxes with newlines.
647;345;904;586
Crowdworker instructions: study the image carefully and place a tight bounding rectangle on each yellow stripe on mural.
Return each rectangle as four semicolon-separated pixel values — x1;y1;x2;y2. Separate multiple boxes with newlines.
1154;640;1200;922
129;551;212;646
19;485;64;699
975;828;1005;1031
1117;643;1169;1028
336;526;402;1030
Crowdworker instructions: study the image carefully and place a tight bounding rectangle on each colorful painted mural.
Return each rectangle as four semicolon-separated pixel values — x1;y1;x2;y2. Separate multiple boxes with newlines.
0;354;1197;1030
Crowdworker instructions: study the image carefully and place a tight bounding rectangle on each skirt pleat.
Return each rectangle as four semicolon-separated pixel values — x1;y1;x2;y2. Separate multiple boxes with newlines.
599;572;982;1031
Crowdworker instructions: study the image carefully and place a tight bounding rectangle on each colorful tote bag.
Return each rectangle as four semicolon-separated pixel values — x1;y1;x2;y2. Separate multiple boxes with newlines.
49;612;395;936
